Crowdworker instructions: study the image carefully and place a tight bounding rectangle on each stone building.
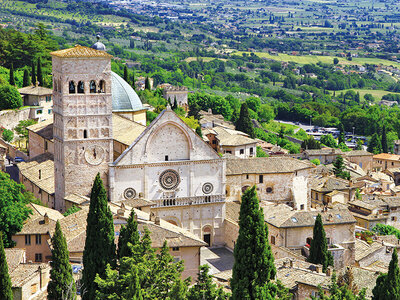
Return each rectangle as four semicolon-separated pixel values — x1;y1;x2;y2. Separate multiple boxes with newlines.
110;107;226;246
225;157;315;210
373;153;400;171
163;86;188;110
26;119;54;159
18;85;53;122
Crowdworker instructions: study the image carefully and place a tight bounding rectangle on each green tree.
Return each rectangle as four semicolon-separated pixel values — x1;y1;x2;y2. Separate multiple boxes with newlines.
117;210;140;259
355;139;363;150
48;221;76;300
382;125;388;153
235;103;255;138
172;96;178;110
367;133;382;154
123;65;128;82
31;60;36;85
63;205;81;217
2;129;13;143
168;279;188;300
82;174;116;300
145;77;151;90
132;72;136;90
372;248;400;300
231;186;276;299
9;63;15;86
14;119;37;144
23;68;30;87
0;171;32;247
310;158;321;165
301;136;321;150
0;85;22;110
333;155;345;176
188;265;229;300
188;100;201;120
338;123;345;145
307;214;333;272
320;134;337;148
195;126;203;138
37;57;43;86
333;58;339;65
0;233;12;300
256;146;267;157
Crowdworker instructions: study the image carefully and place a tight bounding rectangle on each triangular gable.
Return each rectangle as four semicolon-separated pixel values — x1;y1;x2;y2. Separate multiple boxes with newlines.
113;107;220;166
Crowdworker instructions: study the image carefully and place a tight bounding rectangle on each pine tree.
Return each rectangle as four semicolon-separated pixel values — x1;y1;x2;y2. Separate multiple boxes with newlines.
123;65;128;82
132;72;136;90
23;68;30;87
195;126;203;138
118;210;140;259
37;57;43;87
307;214;333;272
168;279;188;300
48;221;76;300
188;100;201;120
173;96;178;110
145;77;151;90
333;155;345;177
235;103;255;139
382;125;388;153
188;265;229;300
0;233;13;300
9;63;15;86
81;173;116;300
367;133;382;154
231;186;276;299
31;60;36;85
338;123;345;145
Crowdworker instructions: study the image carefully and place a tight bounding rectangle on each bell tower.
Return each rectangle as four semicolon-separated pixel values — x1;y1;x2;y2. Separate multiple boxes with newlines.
51;45;113;211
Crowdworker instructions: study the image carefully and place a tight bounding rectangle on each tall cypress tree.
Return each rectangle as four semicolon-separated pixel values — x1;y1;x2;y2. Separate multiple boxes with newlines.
37;57;43;87
367;133;382;154
0;233;13;300
82;173;116;300
132;72;136;90
231;186;276;299
123;65;128;82
235;103;255;138
23;68;30;87
188;265;228;300
31;60;36;85
338;123;345;145
307;214;333;272
145;77;151;90
373;248;400;300
9;63;15;86
118;210;140;259
382;125;388;153
173;96;178;110
48;221;76;300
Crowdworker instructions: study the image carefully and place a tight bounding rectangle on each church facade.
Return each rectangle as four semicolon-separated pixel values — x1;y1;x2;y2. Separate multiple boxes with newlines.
50;44;226;246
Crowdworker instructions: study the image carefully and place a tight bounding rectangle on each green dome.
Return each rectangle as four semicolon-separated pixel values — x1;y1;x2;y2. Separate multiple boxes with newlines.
111;71;143;112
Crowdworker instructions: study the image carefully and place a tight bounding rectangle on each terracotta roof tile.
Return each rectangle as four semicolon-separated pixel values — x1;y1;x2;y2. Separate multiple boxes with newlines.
50;45;113;58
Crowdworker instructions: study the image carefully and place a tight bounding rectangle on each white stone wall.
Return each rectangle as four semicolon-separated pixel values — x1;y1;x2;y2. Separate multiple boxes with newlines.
222;143;257;158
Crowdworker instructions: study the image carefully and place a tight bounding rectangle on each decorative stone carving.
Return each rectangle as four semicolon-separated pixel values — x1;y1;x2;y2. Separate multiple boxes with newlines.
124;188;136;200
159;169;180;190
202;182;213;194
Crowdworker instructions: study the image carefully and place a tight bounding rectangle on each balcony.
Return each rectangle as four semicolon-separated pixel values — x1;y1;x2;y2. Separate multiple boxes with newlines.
153;194;225;208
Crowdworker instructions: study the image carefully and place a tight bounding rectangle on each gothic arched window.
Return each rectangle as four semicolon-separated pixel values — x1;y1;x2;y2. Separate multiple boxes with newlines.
77;81;85;94
90;80;96;93
99;80;105;93
69;81;76;94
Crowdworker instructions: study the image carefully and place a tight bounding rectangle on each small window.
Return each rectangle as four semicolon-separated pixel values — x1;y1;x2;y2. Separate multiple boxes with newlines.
250;147;254;155
77;81;84;94
212;140;216;144
165;155;169;161
69;81;76;94
172;247;180;251
271;236;276;245
99;80;105;93
45;141;48;151
37;109;42;115
25;235;31;245
83;130;88;139
300;204;304;210
46;96;51;102
48;109;52;114
90;80;96;93
246;174;249;179
226;150;232;154
259;175;263;184
35;234;41;245
38;170;41;180
35;253;42;262
291;217;298;223
240;149;244;154
266;187;273;193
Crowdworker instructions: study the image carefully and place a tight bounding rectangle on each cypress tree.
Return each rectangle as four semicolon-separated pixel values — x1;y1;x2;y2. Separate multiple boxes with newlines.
188;265;228;300
31;60;36;85
333;155;345;176
145;77;151;90
9;63;15;86
367;133;382;154
195;126;203;138
82;173;116;300
23;68;30;87
0;233;13;300
382;125;388;153
123;65;128;82
118;210;140;259
173;96;178;110
132;72;136;90
37;57;43;87
373;248;400;300
338;123;345;145
235;103;255;139
48;221;76;300
307;214;333;272
231;186;276;299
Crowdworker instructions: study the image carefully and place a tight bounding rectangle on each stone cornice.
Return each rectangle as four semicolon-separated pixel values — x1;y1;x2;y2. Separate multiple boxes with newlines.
111;159;223;169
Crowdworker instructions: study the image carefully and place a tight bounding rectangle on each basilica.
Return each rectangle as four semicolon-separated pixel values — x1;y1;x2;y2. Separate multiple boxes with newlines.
49;42;226;246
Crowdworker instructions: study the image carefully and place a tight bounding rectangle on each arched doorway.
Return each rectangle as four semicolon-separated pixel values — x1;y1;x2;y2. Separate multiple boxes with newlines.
202;226;212;246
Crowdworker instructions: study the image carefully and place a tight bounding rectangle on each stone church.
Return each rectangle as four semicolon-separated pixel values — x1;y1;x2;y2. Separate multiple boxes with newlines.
50;43;226;246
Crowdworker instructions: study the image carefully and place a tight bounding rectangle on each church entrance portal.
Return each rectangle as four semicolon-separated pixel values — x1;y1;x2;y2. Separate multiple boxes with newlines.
203;234;211;246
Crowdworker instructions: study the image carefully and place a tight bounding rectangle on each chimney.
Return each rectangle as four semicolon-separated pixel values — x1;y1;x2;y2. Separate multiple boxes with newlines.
289;259;293;268
155;216;160;225
44;213;49;225
326;266;333;276
316;265;322;273
150;212;156;222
